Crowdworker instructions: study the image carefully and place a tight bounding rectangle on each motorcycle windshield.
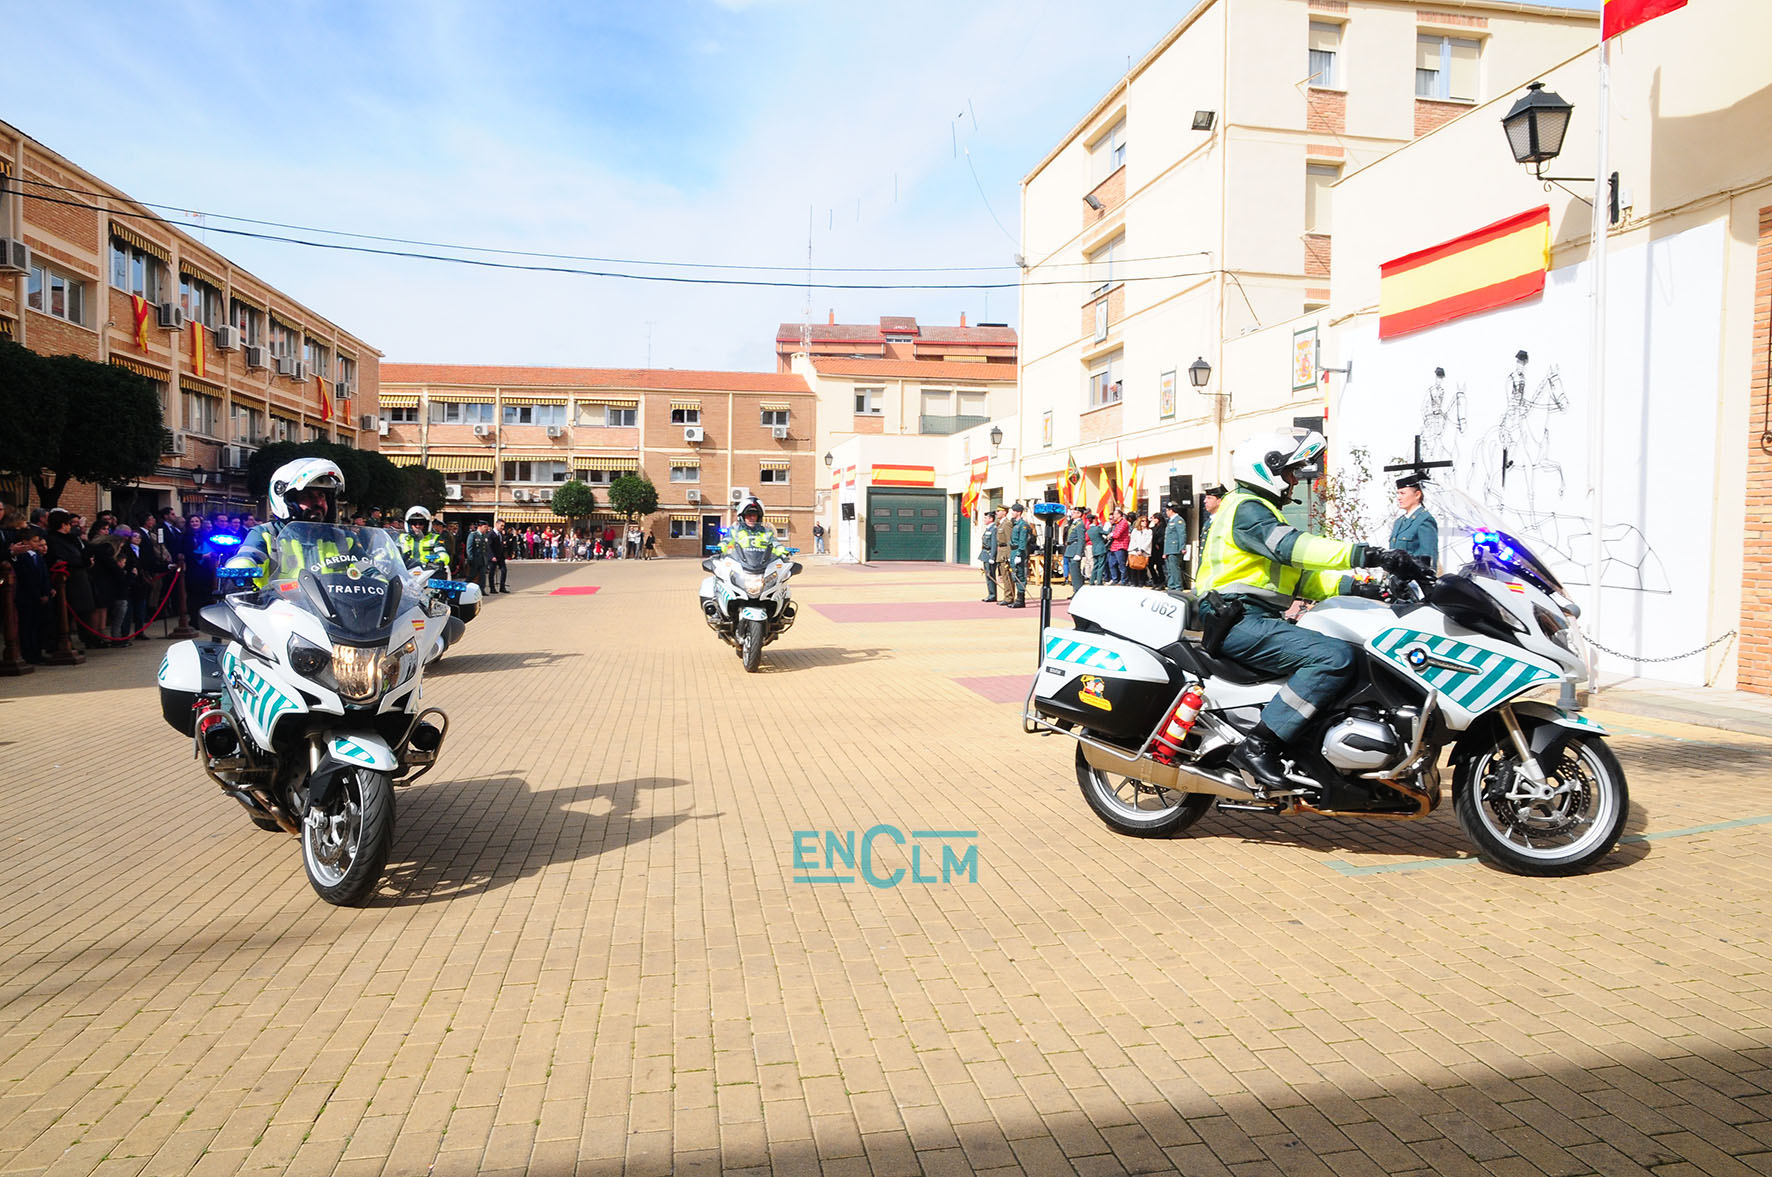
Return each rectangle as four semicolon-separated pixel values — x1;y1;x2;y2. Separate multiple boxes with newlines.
1423;485;1566;596
731;545;774;575
259;523;421;641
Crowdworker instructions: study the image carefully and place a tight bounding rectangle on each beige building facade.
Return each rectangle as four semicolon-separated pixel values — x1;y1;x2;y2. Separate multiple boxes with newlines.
1324;2;1767;689
377;366;815;558
1013;0;1597;522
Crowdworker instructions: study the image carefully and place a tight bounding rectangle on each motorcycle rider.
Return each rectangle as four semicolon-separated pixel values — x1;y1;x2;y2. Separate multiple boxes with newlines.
221;458;350;590
722;496;790;560
1197;429;1419;794
398;505;451;574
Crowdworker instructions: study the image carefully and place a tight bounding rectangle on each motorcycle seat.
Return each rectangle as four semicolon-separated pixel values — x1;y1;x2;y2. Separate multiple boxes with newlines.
1162;639;1273;687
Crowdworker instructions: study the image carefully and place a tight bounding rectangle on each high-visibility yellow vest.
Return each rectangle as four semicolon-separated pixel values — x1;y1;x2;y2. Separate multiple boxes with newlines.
1196;489;1354;607
398;531;448;567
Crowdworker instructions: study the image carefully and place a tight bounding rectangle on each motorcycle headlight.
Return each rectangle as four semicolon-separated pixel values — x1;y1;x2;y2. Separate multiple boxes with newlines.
735;571;764;595
391;637;419;685
330;643;388;702
288;636;331;678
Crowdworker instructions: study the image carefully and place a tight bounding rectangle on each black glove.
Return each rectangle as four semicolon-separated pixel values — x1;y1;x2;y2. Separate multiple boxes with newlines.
1380;548;1421;577
1357;543;1385;568
1346;580;1386;600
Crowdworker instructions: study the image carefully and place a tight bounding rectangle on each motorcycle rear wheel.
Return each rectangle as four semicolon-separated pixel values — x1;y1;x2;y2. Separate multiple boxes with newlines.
301;769;395;906
1075;743;1213;838
1454;731;1628;876
740;618;764;673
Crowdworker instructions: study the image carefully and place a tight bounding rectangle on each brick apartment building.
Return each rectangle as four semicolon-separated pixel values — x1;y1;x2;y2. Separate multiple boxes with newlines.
377;365;816;557
0;120;379;520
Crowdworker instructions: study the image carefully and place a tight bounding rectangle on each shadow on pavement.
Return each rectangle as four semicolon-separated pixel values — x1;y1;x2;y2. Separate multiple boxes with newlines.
427;649;583;675
373;774;700;907
749;645;890;672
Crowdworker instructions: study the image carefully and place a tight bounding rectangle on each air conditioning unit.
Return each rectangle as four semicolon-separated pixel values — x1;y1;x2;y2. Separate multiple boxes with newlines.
161;429;187;456
290;360;309;382
156;301;186;330
537;488;554;502
730;485;751;504
275;354;297;376
771;425;790;440
685;488;701;503
221;445;248;469
684;426;705;443
358;413;376;430
444;484;463;500
377;420;390;437
212;325;241;351
472;423;494;438
334;380;349;400
244;345;269;370
0;238;30;273
545;425;563;439
512;488;530;502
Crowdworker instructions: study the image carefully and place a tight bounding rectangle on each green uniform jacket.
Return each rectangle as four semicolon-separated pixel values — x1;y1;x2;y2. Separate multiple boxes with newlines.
1389;508;1439;568
1197;488;1369;616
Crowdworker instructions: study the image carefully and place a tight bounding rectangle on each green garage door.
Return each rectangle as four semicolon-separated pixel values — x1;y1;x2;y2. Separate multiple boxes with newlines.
867;490;946;561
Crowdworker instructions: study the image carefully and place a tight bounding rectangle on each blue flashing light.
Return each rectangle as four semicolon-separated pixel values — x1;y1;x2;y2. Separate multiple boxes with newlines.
208;532;243;547
1473;530;1500;545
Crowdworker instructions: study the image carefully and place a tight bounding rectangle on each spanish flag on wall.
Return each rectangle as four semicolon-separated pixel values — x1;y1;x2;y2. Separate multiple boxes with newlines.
961;456;988;519
870;464;935;487
188;321;206;378
315;371;334;424
1378;206;1551;340
1603;0;1685;38
130;295;151;351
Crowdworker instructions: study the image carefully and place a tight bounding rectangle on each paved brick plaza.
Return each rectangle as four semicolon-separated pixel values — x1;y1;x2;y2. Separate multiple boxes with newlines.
3;557;1771;1177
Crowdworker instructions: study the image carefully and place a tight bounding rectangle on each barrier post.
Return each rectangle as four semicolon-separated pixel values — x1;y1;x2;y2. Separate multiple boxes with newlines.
0;562;31;676
46;568;84;666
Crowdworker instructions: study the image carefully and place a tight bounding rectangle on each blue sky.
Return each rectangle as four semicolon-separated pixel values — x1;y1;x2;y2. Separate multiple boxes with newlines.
1;0;1598;371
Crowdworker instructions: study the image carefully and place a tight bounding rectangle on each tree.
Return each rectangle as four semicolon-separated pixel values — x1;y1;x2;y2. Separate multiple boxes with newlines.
24;354;162;508
398;465;446;514
1314;445;1383;543
607;474;658;523
550;480;597;527
0;342;66;504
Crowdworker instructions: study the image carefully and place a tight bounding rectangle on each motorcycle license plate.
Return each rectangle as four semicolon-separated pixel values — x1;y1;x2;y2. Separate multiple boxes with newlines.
740;607;768;622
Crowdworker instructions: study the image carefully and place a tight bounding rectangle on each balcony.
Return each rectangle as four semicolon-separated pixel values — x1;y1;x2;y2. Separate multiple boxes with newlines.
918;413;990;436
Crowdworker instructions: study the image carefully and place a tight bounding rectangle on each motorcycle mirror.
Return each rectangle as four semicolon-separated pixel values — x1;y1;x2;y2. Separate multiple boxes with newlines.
701;558;716;573
790;562;804;576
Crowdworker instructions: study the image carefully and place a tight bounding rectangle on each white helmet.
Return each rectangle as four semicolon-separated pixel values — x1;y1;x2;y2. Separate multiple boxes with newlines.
1230;428;1326;498
404;505;433;528
737;496;765;524
268;458;345;523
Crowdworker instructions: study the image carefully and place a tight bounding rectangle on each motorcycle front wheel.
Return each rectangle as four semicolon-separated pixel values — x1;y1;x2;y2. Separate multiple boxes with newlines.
1454;731;1628;876
740;617;764;673
301;769;395;905
1074;743;1213;838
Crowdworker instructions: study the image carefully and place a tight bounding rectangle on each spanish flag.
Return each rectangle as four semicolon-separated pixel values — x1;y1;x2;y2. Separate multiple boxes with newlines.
316;371;333;424
1378;205;1550;340
1094;468;1115;522
961;456;988;519
188;321;206;378
1603;0;1685;38
130;295;151;351
870;463;936;487
1120;455;1141;512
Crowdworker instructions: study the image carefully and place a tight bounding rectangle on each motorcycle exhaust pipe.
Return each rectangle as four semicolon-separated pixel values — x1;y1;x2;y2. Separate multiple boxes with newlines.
1081;740;1258;800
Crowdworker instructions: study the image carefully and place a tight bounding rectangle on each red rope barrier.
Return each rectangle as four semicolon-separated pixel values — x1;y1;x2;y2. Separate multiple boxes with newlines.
70;567;182;643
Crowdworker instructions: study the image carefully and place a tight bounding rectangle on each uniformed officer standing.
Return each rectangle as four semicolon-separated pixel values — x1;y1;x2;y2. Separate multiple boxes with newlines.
994;508;1013;603
978;509;999;602
1162;501;1188;591
1063;506;1088;594
1388;473;1440;572
1005;502;1032;608
1086;513;1109;585
1197;484;1227;553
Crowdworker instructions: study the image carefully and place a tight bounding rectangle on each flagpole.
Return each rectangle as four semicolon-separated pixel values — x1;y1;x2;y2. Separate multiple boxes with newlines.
1586;35;1610;649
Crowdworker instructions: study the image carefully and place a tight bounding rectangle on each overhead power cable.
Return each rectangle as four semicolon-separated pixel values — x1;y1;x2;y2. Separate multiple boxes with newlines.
13;175;1212;276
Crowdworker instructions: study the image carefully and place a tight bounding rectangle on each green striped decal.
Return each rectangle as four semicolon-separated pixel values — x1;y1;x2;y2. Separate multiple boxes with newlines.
1371;627;1556;712
222;648;299;736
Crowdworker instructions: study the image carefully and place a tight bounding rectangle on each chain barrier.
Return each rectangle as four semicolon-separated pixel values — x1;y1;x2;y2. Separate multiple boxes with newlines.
70;568;182;643
1582;628;1736;664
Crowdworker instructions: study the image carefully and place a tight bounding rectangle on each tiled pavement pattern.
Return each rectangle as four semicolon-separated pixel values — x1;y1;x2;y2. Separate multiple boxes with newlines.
4;557;1772;1177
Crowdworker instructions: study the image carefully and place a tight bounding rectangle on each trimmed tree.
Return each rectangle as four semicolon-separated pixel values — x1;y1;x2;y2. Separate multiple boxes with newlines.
0;342;66;507
26;353;162;508
606;474;658;525
398;465;446;514
550;480;597;529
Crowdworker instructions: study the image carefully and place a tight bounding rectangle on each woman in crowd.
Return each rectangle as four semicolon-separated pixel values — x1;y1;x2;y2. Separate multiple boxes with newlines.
1129;514;1154;587
86;522;128;646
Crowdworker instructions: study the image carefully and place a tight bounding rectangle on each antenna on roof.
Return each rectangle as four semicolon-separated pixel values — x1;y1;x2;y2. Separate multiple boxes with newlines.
800;205;812;356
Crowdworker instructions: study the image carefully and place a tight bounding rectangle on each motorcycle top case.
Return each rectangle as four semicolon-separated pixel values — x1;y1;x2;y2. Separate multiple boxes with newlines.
1033;626;1175;740
1069;586;1193;648
157;639;227;736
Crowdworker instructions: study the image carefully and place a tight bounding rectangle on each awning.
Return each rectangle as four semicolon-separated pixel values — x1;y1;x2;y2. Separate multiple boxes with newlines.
430;393;494;404
765;515;791;526
574;456;640;471
111;223;169;263
759;401;793;412
758;459;791;470
580;396;638;407
180;377;224;397
498;509;560;524
670;513;700;522
110;357;169;382
669;399;701;410
429;455;496;474
668;456;702;468
179;260;225;291
384;454;420;467
500;395;568;406
378;393;418;408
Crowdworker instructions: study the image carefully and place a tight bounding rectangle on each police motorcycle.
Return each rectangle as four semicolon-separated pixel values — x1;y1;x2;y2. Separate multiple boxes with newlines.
155;460;450;905
1023;485;1629;877
698;499;802;672
399;505;479;665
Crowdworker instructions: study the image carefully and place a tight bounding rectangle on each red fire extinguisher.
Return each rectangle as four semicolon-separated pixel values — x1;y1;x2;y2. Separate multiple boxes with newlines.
1148;683;1206;765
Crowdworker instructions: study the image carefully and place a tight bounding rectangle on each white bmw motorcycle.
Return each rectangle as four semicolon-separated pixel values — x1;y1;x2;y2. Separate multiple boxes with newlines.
698;545;802;672
1024;491;1629;876
157;523;451;905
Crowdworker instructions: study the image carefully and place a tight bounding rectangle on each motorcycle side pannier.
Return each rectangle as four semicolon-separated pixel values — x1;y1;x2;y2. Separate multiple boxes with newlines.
1033;630;1177;742
157;640;227;736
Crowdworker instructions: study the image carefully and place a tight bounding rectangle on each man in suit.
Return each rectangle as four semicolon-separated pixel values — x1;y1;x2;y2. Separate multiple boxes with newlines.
488;526;510;592
978;509;999;602
13;527;50;663
465;523;491;593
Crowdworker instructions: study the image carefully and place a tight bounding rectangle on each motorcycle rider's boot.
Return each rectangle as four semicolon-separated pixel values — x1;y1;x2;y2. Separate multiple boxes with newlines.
1229;726;1291;797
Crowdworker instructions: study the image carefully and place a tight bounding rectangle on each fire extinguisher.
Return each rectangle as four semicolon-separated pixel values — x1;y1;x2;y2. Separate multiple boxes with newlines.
1148;683;1206;765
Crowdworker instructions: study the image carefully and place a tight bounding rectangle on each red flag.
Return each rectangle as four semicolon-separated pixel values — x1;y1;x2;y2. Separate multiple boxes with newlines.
130;295;151;351
315;371;333;424
188;320;206;378
1603;0;1685;38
